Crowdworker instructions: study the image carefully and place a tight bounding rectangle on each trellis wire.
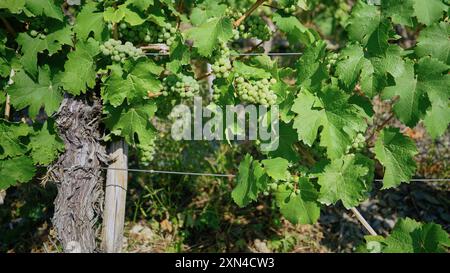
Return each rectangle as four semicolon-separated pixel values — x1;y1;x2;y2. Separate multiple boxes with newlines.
40;165;450;182
144;52;303;56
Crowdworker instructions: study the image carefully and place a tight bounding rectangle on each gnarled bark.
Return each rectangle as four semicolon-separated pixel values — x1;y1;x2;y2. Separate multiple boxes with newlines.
48;95;108;253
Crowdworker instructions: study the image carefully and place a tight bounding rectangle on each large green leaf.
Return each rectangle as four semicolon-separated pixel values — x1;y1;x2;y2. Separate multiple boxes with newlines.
412;0;448;26
103;63;161;107
232;154;269;207
25;0;64;21
185;17;233;57
374;128;418;189
17;25;73;76
382;60;425;127
0;156;36;190
317;154;371;208
0;120;30;160
0;0;25;13
275;178;320;224
8;66;63;118
415;22;450;64
61;39;100;95
261;157;290;181
383;218;450;253
292;87;368;159
29;121;64;165
74;2;105;40
417;57;450;138
106;101;157;147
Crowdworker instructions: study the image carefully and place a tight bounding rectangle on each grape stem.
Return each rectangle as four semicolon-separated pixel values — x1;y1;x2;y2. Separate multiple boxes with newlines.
233;0;267;27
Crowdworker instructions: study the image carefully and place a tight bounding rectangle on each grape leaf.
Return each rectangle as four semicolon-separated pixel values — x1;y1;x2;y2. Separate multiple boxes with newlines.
103;6;126;23
410;222;450;253
0;120;30;160
105;101;157;147
292;87;368;159
382;60;426;127
103;63;161;107
61;38;100;95
261;157;290;181
74;2;105;40
233;61;271;79
415;22;450;64
127;0;154;11
384;218;450;253
360;45;406;98
374;128;418;189
25;0;64;21
381;0;414;27
265;122;299;162
272;13;316;45
275;178;320;224
317;154;370;208
412;0;448;26
16;26;73;76
29;121;64;165
8;66;63;118
189;0;227;26
0;156;36;190
336;43;365;88
417;57;450;138
0;0;25;13
347;1;390;55
123;7;145;26
232;154;269;207
295;41;328;91
186;17;233;57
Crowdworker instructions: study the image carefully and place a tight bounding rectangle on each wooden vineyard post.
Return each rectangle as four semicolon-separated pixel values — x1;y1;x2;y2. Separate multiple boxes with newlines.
102;140;129;253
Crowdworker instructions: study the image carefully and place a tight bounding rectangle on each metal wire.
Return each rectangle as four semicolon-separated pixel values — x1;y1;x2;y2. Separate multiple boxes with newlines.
38;165;449;182
144;52;303;56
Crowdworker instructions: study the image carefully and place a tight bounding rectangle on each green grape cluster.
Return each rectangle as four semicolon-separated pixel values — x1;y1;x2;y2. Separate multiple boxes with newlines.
225;8;272;41
118;22;158;44
234;76;277;106
211;42;232;79
100;39;144;63
346;133;366;153
326;52;339;71
262;176;300;196
138;140;156;166
162;75;200;98
225;8;244;40
156;23;177;46
242;16;272;41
